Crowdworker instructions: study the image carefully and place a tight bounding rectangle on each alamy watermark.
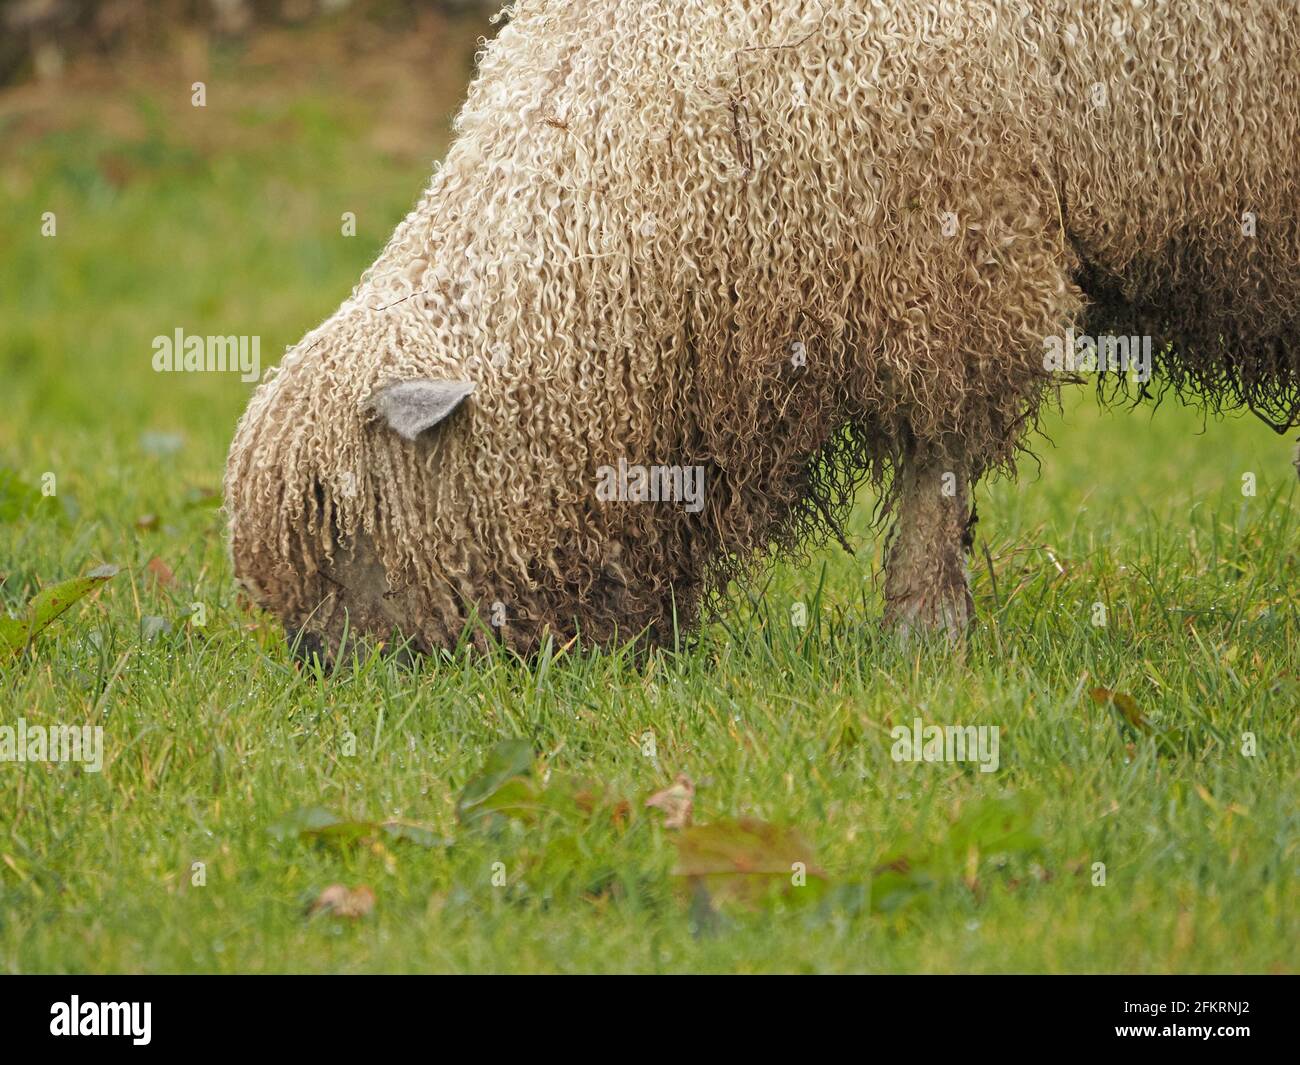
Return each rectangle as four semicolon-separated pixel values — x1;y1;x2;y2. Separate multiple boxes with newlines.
1;719;103;773
152;328;261;382
891;717;1000;774
1043;328;1152;383
50;996;150;1045
596;457;705;513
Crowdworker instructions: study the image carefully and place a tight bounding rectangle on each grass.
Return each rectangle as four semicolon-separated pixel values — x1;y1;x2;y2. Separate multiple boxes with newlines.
0;19;1297;974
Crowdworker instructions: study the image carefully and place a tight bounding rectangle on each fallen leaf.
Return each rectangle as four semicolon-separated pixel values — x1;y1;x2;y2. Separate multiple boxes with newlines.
455;743;636;834
307;883;375;919
1090;687;1185;754
141;615;172;642
672;817;826;908
1090;687;1150;733
456;738;538;828
941;795;1044;862
571;781;632;830
272;807;448;850
645;772;695;829
145;557;175;588
1;565;119;658
868;796;1043;914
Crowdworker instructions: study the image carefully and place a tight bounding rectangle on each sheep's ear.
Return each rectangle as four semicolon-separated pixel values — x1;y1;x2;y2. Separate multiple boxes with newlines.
369;380;475;441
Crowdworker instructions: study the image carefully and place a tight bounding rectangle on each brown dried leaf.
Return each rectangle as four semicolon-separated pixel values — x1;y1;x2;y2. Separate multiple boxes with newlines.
145;557;175;588
645;772;695;829
672;817;827;909
307;883;375;919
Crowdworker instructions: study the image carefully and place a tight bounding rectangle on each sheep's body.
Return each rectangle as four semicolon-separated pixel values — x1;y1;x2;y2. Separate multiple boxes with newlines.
225;1;1300;656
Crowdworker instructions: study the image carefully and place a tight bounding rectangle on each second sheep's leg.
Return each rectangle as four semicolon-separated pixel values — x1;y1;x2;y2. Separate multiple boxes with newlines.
883;445;976;641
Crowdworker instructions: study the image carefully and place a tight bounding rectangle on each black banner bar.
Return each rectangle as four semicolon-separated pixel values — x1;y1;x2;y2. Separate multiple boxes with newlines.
1;975;1291;1051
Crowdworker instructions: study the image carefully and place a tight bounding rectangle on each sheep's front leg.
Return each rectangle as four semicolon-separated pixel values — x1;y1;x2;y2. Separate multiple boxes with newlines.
883;446;975;640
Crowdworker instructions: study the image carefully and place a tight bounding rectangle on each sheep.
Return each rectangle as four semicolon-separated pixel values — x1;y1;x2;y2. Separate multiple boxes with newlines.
224;0;1300;658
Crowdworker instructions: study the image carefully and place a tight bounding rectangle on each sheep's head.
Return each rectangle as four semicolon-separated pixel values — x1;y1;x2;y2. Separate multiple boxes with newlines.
357;365;715;657
222;274;731;661
221;2;808;661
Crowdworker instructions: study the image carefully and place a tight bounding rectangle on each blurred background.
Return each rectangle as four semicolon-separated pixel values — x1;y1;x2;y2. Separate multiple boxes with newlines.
0;1;497;535
0;1;497;88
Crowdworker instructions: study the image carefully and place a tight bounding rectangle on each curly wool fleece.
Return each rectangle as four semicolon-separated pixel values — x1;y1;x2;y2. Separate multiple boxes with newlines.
225;0;1300;656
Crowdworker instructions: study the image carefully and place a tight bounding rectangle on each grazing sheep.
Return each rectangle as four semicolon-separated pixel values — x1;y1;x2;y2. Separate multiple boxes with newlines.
225;0;1300;657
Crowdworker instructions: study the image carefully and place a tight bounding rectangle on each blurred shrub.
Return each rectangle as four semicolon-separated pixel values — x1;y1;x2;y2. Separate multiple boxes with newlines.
0;0;502;87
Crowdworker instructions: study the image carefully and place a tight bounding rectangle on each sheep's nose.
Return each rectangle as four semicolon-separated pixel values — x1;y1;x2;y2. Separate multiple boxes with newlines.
286;627;328;668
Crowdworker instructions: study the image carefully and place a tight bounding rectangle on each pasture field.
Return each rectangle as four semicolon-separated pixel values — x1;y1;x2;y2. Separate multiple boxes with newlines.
1;16;1296;973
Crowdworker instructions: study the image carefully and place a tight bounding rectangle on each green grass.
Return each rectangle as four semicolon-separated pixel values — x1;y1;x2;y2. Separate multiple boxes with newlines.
1;29;1297;974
